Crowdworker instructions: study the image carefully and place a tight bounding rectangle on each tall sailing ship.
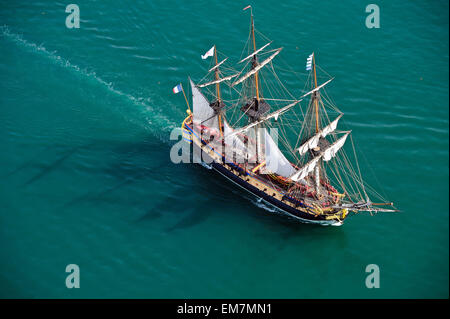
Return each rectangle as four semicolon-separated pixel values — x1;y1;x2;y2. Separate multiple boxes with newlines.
179;7;396;226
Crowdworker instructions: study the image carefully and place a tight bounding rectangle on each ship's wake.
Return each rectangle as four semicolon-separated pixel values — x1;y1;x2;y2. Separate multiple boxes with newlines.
252;197;278;213
0;25;178;142
195;159;212;170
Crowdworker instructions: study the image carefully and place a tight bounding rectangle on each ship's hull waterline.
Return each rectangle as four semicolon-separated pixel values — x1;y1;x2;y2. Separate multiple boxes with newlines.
183;118;348;226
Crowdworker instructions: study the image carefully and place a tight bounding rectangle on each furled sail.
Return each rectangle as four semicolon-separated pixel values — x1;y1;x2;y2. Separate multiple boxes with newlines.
197;74;238;88
299;78;334;99
225;100;301;139
238;42;272;64
208;58;228;72
190;79;219;130
232;48;282;86
290;132;350;181
263;129;296;178
298;114;343;155
225;79;333;139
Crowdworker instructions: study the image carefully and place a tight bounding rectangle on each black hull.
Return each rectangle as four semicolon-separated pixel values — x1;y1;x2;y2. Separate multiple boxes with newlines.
195;149;342;226
184;120;345;226
208;157;341;226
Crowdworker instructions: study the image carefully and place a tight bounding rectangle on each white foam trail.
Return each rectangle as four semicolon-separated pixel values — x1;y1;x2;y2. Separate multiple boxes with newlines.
0;25;177;137
199;161;213;170
253;197;278;213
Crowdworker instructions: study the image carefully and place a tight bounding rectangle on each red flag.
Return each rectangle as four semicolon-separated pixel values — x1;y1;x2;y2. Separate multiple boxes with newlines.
243;5;251;11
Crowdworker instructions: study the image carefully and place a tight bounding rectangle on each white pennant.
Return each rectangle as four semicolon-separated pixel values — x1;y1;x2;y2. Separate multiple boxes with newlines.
201;46;215;59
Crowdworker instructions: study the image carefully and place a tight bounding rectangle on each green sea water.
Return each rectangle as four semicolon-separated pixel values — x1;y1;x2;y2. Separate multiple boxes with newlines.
0;0;448;298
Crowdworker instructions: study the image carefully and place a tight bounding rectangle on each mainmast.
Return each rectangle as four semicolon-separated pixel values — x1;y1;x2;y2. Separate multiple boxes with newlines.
251;13;260;102
213;45;224;136
249;9;263;164
234;6;278;164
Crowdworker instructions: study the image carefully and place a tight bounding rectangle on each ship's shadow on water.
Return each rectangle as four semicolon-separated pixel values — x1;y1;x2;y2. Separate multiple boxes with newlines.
146;164;223;232
172;162;349;235
22;146;83;186
98;137;228;231
6;141;112;187
12;135;348;236
60;136;178;208
51;136;215;233
3;143;84;183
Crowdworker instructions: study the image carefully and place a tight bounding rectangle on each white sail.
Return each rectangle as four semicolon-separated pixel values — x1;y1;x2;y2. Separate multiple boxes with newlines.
290;132;350;181
263;129;296;178
321;114;342;136
297;135;321;156
223;120;257;163
190;79;219;130
290;156;321;181
322;132;349;161
208;58;228;72
238;42;272;64
297;114;343;155
223;120;246;151
197;74;238;88
225;100;301;139
227;79;331;138
232;48;282;86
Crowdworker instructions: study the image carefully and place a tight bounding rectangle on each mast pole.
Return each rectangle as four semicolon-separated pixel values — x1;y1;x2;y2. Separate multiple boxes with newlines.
313;52;319;133
251;13;260;101
312;53;321;194
214;45;223;136
181;83;191;113
214;45;221;101
250;10;262;164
